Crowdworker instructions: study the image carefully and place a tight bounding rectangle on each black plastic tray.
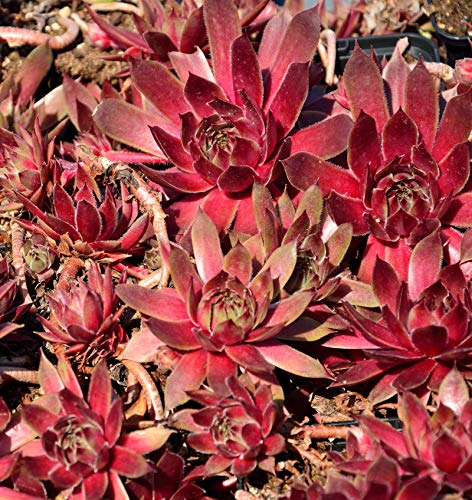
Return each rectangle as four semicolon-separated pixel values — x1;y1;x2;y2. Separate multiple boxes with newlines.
335;33;440;73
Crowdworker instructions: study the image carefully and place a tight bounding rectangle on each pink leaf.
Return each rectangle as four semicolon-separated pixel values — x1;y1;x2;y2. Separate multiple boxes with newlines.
438;367;469;414
22;404;57;436
217;165;256;193
256;339;329;378
38;351;64;394
110;445;151;478
149;126;193;171
263;7;320;108
291;113;353;159
442;192;472;228
139;165;213;193
408;230;442;301
358;414;408;456
343;44;389;132
264;291;313;327
165;350;207;410
203;0;242;100
116;285;188;320
223;243;252;284
283;152;359;196
206;352;237;395
93;99;165;156
88;362;111;421
120;426;173;455
16;44;52;108
382;108;418;163
132;61;188;126
404;62;438;149
382;40;411;114
327;192;368;235
191;210;224;282
432;434;465;473
372;258;402;313
269;62;310;136
433;89;472;162
169;47;214;83
76;200;101;242
437;142;470;197
146;317;200;351
231;36;263;107
82;472;108;500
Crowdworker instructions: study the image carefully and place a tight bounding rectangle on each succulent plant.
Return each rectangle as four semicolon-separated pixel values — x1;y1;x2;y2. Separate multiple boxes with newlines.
22;233;57;283
0;397;20;487
327;368;472;498
0;44;53;131
15;353;172;498
38;263;126;363
87;0;279;62
0;120;56;211
0;256;31;339
172;375;285;477
94;0;352;237
325;230;472;403
16;163;149;261
284;41;472;281
117;210;329;410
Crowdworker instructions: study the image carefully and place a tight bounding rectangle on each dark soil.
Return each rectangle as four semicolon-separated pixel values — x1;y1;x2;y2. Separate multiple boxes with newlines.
430;0;472;36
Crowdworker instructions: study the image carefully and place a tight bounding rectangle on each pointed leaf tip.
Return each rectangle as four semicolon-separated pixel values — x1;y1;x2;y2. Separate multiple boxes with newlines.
191;209;224;282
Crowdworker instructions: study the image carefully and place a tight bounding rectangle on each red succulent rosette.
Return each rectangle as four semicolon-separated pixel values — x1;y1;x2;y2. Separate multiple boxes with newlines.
172;376;285;477
94;0;352;237
38;263;126;362
284;42;472;281
15;353;171;498
117;210;329;410
17;164;149;261
327;369;472;498
325;230;472;403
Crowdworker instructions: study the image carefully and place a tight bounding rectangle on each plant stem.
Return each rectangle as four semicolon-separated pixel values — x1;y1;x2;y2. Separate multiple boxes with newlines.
0;15;79;49
0;367;38;385
122;359;164;421
57;256;83;292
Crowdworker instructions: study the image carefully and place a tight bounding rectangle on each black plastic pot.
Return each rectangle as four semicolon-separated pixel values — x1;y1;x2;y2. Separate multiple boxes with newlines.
426;0;472;64
327;417;402;452
335;33;440;73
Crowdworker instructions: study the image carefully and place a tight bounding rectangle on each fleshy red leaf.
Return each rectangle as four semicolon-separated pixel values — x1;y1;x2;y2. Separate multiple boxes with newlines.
343;44;389;132
408;230;442;301
433;89;472;162
438;367;469;414
382;108;418;163
291;113;353;159
283;152;359;196
132;60;188;126
404;62;438;149
116;285;188;320
120;426;173;455
203;0;241;100
165;350;207;410
93;99;164;155
263;7;320;107
347;111;381;181
231;35;263;107
110;445;151;478
269;62;310;136
256;339;329;378
191;210;224;282
88;361;111;421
